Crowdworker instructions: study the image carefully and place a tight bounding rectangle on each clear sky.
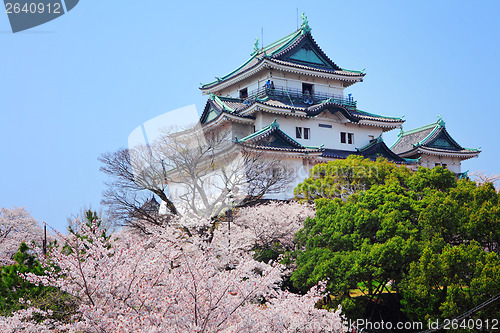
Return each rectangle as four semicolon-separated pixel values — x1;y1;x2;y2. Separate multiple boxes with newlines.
1;0;499;232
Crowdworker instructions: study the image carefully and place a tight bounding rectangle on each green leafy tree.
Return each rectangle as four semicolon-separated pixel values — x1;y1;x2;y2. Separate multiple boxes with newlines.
0;242;77;321
294;155;411;201
290;157;500;323
401;242;500;322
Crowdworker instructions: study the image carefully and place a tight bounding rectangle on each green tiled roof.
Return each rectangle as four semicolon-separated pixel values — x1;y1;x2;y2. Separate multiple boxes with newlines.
391;116;480;154
237;119;280;142
201;30;302;89
237;118;322;150
201;20;364;90
210;93;235;112
355;109;404;121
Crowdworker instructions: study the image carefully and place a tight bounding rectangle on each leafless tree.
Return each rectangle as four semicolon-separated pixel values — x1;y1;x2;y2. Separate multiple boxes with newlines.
100;126;294;232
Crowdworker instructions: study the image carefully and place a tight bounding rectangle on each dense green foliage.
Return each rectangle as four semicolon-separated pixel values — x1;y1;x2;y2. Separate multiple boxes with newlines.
291;156;500;323
0;242;77;320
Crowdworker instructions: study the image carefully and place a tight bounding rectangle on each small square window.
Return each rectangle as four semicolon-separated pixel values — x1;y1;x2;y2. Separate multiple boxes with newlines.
239;88;248;99
302;83;314;95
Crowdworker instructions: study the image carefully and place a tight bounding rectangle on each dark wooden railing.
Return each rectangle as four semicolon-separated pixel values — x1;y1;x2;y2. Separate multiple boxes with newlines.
243;86;357;110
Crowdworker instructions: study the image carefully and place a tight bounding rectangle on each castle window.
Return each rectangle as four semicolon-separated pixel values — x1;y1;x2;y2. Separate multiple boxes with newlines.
296;127;302;138
341;132;354;144
319;123;332;128
304;127;311;139
302;83;314;95
239;88;248;99
296;127;311;139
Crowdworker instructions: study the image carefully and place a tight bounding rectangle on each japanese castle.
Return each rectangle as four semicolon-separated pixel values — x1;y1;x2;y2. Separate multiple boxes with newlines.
197;16;479;197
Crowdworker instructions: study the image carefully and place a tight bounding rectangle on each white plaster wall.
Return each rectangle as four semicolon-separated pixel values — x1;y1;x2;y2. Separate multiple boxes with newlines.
220;71;270;98
231;122;253;140
215;70;349;99
261;157;307;200
272;72;345;95
259;113;384;151
255;112;264;131
419;155;461;173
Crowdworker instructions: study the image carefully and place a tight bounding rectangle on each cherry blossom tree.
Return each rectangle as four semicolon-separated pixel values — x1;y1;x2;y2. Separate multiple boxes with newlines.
0;207;43;265
470;170;500;191
209;201;315;260
1;215;346;332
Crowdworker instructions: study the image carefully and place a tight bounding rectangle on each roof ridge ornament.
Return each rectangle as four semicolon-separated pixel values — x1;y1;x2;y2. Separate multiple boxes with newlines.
437;114;446;127
270;118;279;129
300;12;311;35
251;38;260;56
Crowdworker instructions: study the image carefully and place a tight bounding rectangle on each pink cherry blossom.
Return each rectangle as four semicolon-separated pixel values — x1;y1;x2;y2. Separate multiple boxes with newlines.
1;203;345;332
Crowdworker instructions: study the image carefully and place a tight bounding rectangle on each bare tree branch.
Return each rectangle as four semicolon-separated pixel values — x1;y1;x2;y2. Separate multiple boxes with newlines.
100;125;295;233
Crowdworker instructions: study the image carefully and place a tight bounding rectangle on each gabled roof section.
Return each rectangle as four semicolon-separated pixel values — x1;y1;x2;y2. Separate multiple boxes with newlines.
306;102;359;122
320;137;413;164
200;94;253;125
236;119;322;152
200;18;365;92
254;99;404;127
272;31;342;71
136;196;160;217
198;91;403;129
391;117;480;156
200;30;301;91
357;136;408;163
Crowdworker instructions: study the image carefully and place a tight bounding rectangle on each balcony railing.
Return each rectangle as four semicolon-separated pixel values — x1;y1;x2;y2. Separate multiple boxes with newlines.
242;86;357;110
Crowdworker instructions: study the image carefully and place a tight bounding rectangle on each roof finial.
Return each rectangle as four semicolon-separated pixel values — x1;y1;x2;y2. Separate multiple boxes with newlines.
300;12;311;34
251;38;259;55
398;125;404;136
437;114;445;127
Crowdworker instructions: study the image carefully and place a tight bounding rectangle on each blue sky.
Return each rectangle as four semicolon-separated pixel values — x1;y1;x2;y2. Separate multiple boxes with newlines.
1;0;499;232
